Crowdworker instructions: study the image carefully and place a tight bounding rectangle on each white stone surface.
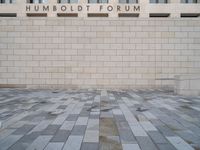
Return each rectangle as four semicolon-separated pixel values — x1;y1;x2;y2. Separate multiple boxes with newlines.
0;19;200;90
175;75;200;96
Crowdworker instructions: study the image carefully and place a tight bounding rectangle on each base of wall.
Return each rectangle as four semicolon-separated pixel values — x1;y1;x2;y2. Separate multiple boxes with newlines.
0;84;174;92
175;75;200;96
0;84;26;88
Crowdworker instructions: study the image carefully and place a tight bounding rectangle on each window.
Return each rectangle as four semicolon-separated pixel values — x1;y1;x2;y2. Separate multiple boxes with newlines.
181;0;199;3
0;0;15;3
181;13;200;17
150;0;168;3
88;0;108;3
119;0;138;3
27;0;48;3
0;13;17;17
58;0;78;3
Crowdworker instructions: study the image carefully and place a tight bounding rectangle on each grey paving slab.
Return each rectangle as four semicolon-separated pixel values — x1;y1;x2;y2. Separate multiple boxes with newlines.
89;114;99;119
28;120;52;134
12;124;35;135
136;136;158;150
26;135;52;150
130;123;148;137
122;144;141;150
148;131;168;144
87;119;99;131
0;89;200;150
76;117;88;126
100;118;119;136
66;114;79;121
166;136;195;150
99;136;122;150
41;125;61;135
175;130;200;145
7;141;28;150
81;142;99;150
50;130;70;142
0;129;15;141
157;143;177;150
17;132;41;143
118;129;136;144
140;121;158;131
116;121;130;130
44;142;64;150
57;105;68;109
0;135;23;150
84;130;99;143
71;125;87;135
60;121;75;130
62;135;83;150
114;115;126;122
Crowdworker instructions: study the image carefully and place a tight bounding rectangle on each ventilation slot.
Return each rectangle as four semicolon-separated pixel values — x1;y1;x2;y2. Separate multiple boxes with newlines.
0;13;17;17
88;13;108;17
26;13;47;17
57;13;78;17
149;13;170;17
118;13;139;17
181;13;200;18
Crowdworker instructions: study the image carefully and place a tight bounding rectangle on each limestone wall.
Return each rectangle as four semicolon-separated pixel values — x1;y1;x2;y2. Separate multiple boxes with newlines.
175;75;200;96
0;18;200;89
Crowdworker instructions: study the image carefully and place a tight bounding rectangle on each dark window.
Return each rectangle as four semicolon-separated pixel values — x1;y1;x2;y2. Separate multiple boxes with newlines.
58;0;78;3
119;0;138;3
150;0;168;3
88;0;108;3
181;0;198;3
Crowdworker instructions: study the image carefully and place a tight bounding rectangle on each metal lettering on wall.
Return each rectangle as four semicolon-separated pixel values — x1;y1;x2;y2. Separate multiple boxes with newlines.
25;4;140;13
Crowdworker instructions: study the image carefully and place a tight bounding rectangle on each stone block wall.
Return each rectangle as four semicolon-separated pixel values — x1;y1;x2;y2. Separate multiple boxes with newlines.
175;75;200;96
0;18;200;89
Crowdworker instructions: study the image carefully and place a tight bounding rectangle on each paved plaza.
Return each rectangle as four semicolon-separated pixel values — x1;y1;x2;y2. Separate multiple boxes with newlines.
0;88;200;150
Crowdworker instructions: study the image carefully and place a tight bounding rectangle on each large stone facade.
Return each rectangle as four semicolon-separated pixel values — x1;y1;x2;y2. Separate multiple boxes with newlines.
0;18;200;89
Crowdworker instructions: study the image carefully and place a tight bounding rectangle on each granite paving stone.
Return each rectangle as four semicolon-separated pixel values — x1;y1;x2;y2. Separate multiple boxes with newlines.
166;136;195;150
99;136;122;150
76;117;89;126
122;144;141;150
44;142;64;150
50;130;71;142
66;114;79;121
26;135;52;150
140;121;158;131
148;131;168;144
136;136;158;150
0;135;23;150
81;142;99;150
62;135;83;150
60;121;75;130
41;125;61;135
118;129;136;144
0;89;200;150
84;130;99;143
71;125;87;135
157;143;177;150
